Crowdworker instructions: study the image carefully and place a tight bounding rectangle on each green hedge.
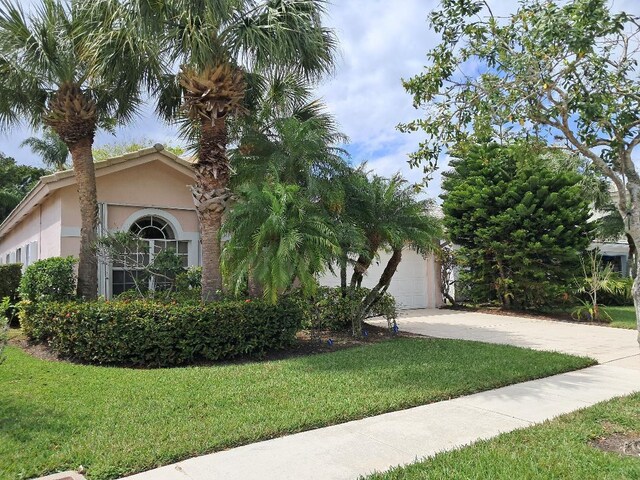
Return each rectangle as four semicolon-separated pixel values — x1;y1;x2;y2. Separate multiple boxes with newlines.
0;263;21;299
0;263;22;325
20;297;303;367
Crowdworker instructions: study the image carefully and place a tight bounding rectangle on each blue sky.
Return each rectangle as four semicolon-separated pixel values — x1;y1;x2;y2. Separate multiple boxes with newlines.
3;0;640;200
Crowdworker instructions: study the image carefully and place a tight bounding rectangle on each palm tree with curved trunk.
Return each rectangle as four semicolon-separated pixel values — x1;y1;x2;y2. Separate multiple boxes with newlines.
0;0;160;298
130;0;337;301
345;172;442;335
21;130;69;171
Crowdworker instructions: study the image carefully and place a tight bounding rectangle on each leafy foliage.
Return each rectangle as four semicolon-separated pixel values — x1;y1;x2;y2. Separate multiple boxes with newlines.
0;153;48;222
442;142;592;309
293;287;397;331
222;181;340;303
20;297;303;367
402;0;640;325
20;130;69;171
346;170;441;287
0;297;8;364
19;257;77;303
0;264;21;300
572;249;629;321
0;263;22;326
95;232;186;297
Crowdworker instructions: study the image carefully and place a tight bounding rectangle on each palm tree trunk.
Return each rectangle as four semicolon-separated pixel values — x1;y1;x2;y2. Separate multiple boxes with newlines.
353;248;402;336
339;254;348;297
350;241;380;288
68;137;98;299
193;118;233;302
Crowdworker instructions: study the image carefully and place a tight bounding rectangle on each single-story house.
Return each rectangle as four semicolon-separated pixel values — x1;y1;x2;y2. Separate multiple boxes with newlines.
0;145;444;308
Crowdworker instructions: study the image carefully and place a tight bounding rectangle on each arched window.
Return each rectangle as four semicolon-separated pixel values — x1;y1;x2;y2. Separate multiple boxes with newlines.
129;215;176;240
111;214;189;296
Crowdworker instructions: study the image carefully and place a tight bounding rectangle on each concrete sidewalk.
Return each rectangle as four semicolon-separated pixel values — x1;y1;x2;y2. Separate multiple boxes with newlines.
122;311;640;480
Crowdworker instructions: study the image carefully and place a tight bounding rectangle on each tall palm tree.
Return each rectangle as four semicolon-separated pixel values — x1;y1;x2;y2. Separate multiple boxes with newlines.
21;129;69;171
134;0;337;301
0;0;161;298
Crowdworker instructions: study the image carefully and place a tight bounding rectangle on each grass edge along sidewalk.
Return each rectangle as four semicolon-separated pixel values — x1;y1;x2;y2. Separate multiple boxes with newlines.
1;337;593;480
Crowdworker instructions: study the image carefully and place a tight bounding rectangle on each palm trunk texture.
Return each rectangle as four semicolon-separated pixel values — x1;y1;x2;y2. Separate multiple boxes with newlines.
46;84;99;299
193;119;232;301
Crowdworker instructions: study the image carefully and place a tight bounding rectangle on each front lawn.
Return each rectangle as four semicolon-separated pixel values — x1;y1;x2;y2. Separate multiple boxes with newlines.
0;338;593;480
367;392;640;479
603;306;637;330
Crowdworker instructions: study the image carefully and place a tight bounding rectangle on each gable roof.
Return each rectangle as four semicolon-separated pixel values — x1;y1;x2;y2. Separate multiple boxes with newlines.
0;144;195;239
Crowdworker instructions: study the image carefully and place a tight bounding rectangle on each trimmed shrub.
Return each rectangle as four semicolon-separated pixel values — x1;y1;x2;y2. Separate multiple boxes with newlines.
0;264;21;299
0;264;22;325
297;287;397;331
20;297;303;367
20;257;76;302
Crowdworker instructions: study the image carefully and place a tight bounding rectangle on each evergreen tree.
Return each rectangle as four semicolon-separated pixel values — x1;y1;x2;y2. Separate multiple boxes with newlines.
442;141;592;309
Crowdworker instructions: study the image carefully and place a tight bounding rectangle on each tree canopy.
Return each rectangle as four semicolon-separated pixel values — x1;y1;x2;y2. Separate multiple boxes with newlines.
0;153;48;223
402;0;640;332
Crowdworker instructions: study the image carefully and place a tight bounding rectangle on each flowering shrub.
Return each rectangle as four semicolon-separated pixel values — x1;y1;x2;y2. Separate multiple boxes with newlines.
20;297;303;367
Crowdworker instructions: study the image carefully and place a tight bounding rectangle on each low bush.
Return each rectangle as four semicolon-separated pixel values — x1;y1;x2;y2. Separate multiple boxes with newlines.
0;263;21;299
0;297;8;364
0;264;21;325
19;257;76;302
296;287;397;331
20;297;303;367
595;275;634;306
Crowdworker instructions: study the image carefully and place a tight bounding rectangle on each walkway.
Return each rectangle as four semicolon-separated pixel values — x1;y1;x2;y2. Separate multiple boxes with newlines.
122;310;640;480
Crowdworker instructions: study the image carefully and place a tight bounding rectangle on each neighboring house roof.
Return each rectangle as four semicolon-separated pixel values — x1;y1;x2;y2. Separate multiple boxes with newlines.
0;144;195;240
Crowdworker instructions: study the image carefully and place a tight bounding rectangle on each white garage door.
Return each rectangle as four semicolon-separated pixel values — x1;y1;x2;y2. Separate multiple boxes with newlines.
318;248;441;309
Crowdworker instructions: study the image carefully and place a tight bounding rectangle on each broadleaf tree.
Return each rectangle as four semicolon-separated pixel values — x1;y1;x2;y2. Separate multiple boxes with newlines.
0;153;48;223
401;0;640;342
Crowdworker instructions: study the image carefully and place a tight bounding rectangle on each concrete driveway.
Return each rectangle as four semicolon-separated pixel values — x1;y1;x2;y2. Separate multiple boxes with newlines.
378;308;640;364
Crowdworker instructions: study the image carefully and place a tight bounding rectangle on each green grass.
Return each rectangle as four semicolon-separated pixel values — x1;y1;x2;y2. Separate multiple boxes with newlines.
603;306;637;330
0;338;594;480
367;393;640;480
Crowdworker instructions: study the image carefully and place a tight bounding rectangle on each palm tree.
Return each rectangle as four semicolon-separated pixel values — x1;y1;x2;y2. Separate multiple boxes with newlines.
344;172;442;334
21;130;69;171
0;0;160;298
137;0;337;301
222;181;339;303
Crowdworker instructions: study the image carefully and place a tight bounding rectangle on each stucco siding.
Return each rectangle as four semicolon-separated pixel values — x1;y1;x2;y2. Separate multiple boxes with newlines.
0;194;61;264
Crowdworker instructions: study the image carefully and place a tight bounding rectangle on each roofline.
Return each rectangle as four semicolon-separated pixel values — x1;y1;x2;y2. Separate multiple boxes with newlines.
0;144;194;239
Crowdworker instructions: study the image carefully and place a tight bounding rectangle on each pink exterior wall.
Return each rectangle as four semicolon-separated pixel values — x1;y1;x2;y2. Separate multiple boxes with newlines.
59;155;196;228
0;153;199;285
0;194;61;264
107;205;198;235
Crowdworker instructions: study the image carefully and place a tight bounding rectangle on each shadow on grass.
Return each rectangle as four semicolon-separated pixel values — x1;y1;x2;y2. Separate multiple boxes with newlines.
0;397;75;445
